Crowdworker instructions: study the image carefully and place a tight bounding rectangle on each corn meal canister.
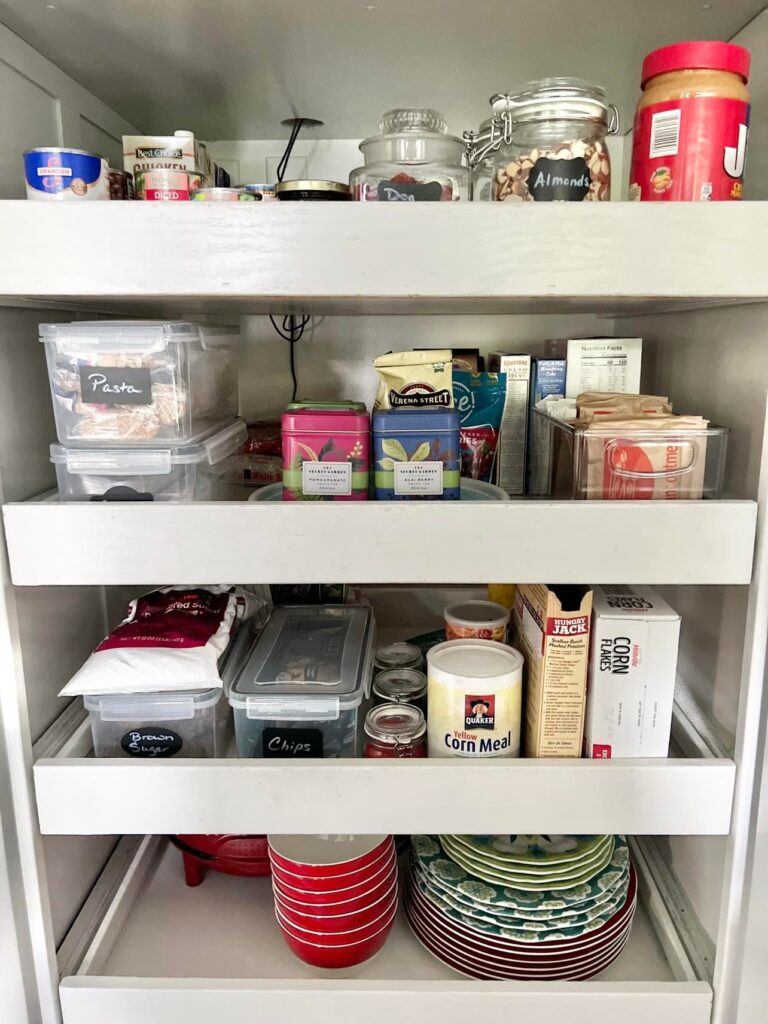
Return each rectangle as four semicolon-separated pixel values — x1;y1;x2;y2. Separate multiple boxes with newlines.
427;639;522;758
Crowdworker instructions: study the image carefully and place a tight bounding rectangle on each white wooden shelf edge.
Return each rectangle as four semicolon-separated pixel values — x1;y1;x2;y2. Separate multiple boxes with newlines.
3;499;757;585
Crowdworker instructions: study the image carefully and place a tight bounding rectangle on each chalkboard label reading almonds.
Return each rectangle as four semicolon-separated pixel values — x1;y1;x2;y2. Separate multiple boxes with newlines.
527;157;591;202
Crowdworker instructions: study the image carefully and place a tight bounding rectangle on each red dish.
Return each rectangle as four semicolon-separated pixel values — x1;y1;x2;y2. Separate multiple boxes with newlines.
274;865;397;913
268;834;391;876
275;895;398;944
270;846;396;895
276;906;397;968
275;884;398;932
170;835;271;887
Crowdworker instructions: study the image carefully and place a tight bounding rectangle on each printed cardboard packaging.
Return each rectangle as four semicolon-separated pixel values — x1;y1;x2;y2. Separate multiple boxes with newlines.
122;133;213;182
564;338;642;398
513;584;592;757
487;353;531;495
585;585;681;758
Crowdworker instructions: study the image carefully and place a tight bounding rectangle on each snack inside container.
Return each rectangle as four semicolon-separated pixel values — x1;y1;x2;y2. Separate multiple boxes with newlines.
229;605;375;757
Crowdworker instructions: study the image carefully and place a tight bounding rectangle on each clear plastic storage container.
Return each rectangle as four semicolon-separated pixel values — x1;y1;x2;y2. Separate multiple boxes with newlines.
50;418;247;501
229;605;375;758
41;320;240;446
531;410;728;500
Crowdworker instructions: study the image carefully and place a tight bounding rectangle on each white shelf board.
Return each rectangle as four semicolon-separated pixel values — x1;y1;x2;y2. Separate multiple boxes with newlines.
3;499;757;585
58;840;711;1024
34;755;735;836
0;202;767;314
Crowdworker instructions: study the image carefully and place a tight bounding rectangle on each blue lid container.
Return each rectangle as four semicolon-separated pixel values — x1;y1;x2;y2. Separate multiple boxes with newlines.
372;409;460;501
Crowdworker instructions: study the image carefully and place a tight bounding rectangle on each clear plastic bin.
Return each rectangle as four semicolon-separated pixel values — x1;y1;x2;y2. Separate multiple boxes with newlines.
531;410;728;500
50;418;247;501
41;320;240;446
229;605;375;758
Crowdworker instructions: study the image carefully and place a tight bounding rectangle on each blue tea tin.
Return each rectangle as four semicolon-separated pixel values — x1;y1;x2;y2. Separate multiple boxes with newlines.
372;409;460;500
24;147;109;200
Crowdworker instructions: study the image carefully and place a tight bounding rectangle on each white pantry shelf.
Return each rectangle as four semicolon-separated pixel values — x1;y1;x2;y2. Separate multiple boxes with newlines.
0;202;766;314
2;499;757;585
56;837;712;1024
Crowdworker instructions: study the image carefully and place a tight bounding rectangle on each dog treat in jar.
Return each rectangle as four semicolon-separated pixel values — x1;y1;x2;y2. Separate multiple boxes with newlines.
629;42;750;201
444;600;510;642
465;78;618;202
364;704;427;758
372;668;428;716
427;639;522;758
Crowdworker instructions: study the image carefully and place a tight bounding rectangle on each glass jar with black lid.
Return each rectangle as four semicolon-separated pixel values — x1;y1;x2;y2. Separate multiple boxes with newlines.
275;179;351;201
465;78;618;202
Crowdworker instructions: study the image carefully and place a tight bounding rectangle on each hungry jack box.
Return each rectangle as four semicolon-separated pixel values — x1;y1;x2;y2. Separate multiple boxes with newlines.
585;585;681;758
513;585;592;757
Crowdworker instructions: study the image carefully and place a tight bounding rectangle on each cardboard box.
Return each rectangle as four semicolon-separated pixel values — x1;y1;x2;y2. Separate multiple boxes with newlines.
123;132;213;182
564;338;642;398
513;584;592;757
527;358;566;495
585;585;681;758
487;353;531;495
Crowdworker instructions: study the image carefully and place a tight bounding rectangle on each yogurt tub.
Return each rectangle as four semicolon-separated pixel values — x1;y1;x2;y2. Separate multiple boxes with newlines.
444;599;511;642
427;639;523;758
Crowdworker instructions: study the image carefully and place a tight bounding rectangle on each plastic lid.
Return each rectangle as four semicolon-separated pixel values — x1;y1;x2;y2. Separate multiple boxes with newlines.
428;639;523;679
642;41;751;86
40;320;239;352
84;687;220;722
372;668;427;702
380;108;447;135
174;130;195;138
230;605;374;714
50;419;247;474
444;600;511;629
374;642;423;671
364;703;426;746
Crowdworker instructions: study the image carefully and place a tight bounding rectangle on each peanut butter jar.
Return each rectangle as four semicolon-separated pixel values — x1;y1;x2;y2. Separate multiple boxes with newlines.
629;40;750;201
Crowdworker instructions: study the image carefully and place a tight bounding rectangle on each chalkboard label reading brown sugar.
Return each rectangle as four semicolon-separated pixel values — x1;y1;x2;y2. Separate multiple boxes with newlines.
527;157;591;202
379;180;443;201
121;727;183;757
263;727;324;757
79;366;152;405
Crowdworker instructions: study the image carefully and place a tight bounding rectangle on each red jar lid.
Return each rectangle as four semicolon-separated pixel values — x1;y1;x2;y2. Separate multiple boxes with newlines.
641;41;751;87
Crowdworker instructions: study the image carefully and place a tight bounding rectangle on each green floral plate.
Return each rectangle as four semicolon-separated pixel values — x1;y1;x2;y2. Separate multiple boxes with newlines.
443;832;614;875
439;834;615;890
446;833;608;866
411;834;630;911
413;859;629;933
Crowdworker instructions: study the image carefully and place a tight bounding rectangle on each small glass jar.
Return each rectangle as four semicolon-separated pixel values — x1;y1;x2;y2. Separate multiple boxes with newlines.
364;703;427;758
372;668;428;717
465;78;618;203
373;642;423;675
275;179;350;201
350;109;469;202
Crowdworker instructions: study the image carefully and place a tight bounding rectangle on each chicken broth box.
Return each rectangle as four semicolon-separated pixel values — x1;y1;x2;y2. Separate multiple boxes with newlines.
585;585;681;758
513;584;592;757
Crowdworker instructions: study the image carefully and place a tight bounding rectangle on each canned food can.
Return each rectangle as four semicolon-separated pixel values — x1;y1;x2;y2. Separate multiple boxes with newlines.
427;639;522;758
23;147;109;201
108;167;134;200
190;187;256;201
134;168;193;201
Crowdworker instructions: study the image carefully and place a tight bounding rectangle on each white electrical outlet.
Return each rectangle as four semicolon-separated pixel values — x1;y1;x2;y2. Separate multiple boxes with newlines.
266;155;308;181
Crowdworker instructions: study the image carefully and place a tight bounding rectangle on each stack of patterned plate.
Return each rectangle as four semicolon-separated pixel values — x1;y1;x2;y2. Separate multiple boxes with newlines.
405;834;636;980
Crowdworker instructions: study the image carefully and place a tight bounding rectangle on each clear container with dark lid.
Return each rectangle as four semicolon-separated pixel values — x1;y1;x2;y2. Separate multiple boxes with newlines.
275;179;350;201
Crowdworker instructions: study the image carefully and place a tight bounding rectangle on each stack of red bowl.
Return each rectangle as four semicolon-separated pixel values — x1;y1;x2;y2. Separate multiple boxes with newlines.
269;834;398;968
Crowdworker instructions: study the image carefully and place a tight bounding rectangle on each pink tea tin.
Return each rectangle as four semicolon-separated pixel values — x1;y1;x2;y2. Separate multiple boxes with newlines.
281;409;370;501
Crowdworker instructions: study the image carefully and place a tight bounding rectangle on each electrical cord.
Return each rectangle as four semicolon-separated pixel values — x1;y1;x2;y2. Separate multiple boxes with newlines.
276;118;305;182
269;313;310;401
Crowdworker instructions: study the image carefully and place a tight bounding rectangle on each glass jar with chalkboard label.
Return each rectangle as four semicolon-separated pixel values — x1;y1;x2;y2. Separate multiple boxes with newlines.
350;108;469;202
465;79;618;202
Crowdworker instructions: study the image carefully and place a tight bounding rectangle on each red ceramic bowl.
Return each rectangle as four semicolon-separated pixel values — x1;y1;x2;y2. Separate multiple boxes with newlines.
270;846;397;896
275;888;399;934
277;908;397;969
275;895;398;943
274;865;397;914
268;834;391;877
268;839;394;890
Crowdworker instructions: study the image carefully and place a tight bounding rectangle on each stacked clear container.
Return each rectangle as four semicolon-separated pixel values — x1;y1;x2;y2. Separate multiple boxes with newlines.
350;109;469;202
41;320;243;501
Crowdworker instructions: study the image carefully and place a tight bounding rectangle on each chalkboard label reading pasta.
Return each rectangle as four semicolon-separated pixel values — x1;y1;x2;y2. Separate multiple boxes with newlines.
379;179;443;202
79;366;152;405
263;727;324;757
121;727;183;757
527;157;591;202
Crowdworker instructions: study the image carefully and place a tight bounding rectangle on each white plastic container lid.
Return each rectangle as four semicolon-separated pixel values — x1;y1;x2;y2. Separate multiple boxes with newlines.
50;418;247;475
444;600;511;631
39;320;239;353
84;688;221;722
229;605;374;721
428;639;523;680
